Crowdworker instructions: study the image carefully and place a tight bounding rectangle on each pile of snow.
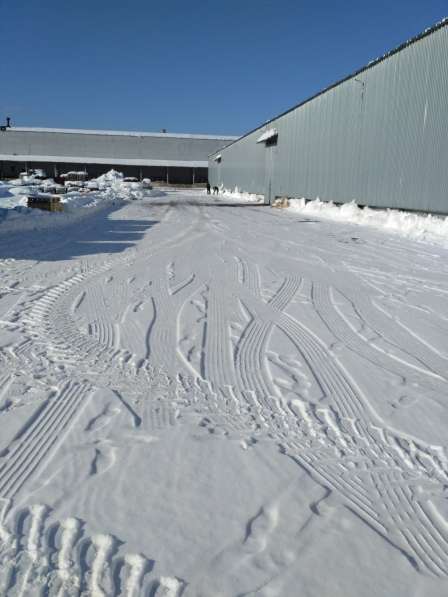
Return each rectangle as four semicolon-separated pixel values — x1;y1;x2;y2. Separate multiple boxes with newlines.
96;169;124;189
96;170;163;200
0;181;35;209
0;170;168;232
0;169;166;232
289;198;448;247
215;186;263;203
0;191;123;233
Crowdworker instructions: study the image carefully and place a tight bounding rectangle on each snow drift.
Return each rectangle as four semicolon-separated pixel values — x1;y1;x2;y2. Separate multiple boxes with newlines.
289;198;448;248
218;187;448;247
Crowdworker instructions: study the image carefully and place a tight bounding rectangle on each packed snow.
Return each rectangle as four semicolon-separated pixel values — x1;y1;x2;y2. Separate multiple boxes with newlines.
1;190;448;596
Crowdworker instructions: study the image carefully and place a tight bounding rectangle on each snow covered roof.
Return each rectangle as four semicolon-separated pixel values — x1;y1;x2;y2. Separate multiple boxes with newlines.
213;154;222;161
8;127;238;142
256;128;278;143
0;154;208;168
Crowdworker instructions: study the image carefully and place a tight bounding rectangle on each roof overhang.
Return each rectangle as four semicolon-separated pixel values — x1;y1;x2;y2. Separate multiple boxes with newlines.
0;154;208;168
6;127;239;142
256;128;278;143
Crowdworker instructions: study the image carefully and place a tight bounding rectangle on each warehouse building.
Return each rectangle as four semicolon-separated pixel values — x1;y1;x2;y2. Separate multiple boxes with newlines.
209;19;448;214
0;127;237;184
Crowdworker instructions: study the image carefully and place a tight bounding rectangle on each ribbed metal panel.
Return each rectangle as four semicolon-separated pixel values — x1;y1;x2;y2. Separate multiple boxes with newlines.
0;129;236;166
209;21;448;214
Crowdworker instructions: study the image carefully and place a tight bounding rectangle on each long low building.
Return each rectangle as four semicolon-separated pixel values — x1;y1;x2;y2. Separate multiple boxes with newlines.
0;127;238;184
209;19;448;214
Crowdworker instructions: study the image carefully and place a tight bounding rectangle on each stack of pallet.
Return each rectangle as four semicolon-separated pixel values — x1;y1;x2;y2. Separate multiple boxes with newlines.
27;195;64;212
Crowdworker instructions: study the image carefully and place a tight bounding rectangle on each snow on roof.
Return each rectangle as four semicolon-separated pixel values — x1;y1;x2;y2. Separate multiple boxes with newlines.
213;154;222;161
8;127;238;141
0;154;208;168
256;128;278;143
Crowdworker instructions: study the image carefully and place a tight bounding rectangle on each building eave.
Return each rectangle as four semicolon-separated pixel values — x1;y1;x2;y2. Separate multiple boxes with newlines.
6;127;239;142
0;154;208;168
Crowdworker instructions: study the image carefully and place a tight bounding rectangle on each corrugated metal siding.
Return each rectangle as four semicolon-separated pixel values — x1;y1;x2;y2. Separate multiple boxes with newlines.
0;130;235;165
210;23;448;214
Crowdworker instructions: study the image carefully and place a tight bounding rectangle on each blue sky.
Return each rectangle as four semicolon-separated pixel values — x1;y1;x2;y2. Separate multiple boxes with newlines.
2;0;446;135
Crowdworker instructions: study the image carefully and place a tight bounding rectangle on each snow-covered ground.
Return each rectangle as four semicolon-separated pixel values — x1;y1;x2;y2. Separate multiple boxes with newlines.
1;191;448;596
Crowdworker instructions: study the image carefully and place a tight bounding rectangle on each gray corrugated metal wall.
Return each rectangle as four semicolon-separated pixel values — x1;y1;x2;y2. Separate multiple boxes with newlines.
0;130;235;163
209;22;448;214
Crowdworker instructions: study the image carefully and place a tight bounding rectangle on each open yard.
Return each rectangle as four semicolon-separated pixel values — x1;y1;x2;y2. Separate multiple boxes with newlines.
0;191;448;596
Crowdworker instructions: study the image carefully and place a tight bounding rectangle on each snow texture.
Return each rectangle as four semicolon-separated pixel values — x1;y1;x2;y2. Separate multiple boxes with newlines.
0;190;448;596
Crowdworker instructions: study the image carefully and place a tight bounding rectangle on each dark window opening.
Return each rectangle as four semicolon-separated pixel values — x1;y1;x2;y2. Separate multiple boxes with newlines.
265;134;278;147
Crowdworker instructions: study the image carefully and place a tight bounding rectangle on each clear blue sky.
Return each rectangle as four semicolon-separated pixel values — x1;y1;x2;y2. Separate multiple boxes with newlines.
2;0;446;136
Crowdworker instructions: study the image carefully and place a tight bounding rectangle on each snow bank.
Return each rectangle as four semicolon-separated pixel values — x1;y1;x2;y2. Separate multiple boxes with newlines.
289;198;448;247
96;169;164;200
216;186;263;203
0;182;36;209
96;169;124;189
0;192;123;233
0;169;165;233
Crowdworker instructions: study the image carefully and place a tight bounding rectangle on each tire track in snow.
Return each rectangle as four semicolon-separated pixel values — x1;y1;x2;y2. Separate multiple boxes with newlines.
0;381;93;501
235;269;301;398
341;287;448;380
192;259;448;576
311;282;447;390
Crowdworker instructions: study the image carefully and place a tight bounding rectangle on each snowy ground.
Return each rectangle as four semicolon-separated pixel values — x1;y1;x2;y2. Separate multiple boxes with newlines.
1;190;448;596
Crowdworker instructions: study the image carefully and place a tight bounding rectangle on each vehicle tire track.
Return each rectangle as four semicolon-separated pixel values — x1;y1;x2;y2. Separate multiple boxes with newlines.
0;381;93;500
312;282;447;390
341;287;448;380
235;272;301;397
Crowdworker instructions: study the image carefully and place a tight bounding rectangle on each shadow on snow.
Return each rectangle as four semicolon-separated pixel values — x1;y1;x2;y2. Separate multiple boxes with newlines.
0;207;159;262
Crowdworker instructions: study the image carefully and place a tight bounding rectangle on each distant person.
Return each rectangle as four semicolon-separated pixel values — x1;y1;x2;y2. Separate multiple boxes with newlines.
213;186;219;195
206;182;211;195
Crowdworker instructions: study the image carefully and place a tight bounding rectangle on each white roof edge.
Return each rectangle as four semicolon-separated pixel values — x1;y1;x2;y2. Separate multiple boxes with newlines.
7;127;239;141
214;154;222;161
0;154;208;168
